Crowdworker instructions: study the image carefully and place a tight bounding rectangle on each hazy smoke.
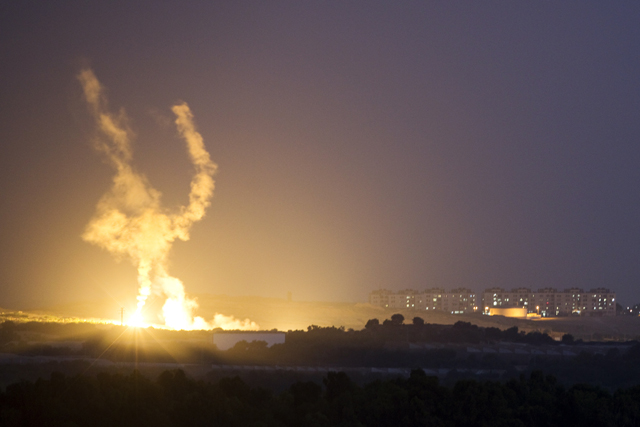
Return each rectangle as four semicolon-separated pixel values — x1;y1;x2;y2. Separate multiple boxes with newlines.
78;69;257;330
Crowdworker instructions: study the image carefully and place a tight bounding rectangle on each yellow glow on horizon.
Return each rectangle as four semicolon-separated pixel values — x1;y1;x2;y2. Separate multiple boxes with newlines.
127;311;147;328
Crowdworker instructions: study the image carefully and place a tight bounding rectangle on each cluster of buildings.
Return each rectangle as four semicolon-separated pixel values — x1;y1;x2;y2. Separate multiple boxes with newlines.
369;287;616;317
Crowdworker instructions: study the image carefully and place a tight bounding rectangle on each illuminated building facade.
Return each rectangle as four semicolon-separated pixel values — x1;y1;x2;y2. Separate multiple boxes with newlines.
370;287;616;317
369;288;477;314
481;287;616;317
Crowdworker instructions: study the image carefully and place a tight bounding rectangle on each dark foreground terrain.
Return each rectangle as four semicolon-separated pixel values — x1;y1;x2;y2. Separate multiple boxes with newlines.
3;316;640;425
2;316;640;390
2;368;640;427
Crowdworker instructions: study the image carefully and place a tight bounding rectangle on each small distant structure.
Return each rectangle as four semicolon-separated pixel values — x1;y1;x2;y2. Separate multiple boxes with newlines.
213;332;285;351
487;307;527;318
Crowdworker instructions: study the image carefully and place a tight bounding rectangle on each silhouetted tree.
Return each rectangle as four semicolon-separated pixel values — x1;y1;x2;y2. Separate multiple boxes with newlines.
365;318;380;329
390;313;405;325
290;381;322;407
412;317;425;326
484;327;501;342
323;371;354;401
503;326;520;342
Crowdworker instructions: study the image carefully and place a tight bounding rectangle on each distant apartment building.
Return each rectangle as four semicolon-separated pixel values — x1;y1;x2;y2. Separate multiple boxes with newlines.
482;287;532;311
482;287;616;317
370;287;616;317
369;288;477;314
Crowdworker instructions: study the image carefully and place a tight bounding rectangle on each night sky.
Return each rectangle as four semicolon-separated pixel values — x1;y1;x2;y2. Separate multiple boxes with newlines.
2;2;640;310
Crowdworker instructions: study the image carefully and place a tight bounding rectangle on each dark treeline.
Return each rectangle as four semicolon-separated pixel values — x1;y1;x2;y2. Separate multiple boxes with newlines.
2;368;640;427
0;315;593;355
0;315;563;348
4;318;640;389
364;315;560;345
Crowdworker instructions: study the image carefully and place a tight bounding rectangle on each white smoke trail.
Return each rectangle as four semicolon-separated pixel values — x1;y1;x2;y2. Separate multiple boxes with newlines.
78;69;257;331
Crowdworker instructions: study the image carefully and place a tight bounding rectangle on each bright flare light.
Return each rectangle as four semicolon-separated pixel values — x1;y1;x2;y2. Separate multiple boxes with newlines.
127;312;146;328
78;69;257;331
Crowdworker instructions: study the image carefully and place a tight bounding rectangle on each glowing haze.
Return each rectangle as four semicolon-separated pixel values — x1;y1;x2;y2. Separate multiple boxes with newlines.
78;68;257;330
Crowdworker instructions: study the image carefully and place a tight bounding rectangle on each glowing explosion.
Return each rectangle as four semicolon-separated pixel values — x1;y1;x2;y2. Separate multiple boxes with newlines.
78;69;257;331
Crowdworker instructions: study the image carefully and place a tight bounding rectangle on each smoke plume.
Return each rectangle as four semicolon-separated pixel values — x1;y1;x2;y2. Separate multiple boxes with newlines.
78;69;257;330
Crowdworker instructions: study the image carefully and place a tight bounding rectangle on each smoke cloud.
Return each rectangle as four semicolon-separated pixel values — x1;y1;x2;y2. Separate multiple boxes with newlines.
78;69;257;330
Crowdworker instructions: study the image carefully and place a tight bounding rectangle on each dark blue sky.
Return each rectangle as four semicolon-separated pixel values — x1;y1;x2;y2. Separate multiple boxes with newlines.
1;1;640;309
